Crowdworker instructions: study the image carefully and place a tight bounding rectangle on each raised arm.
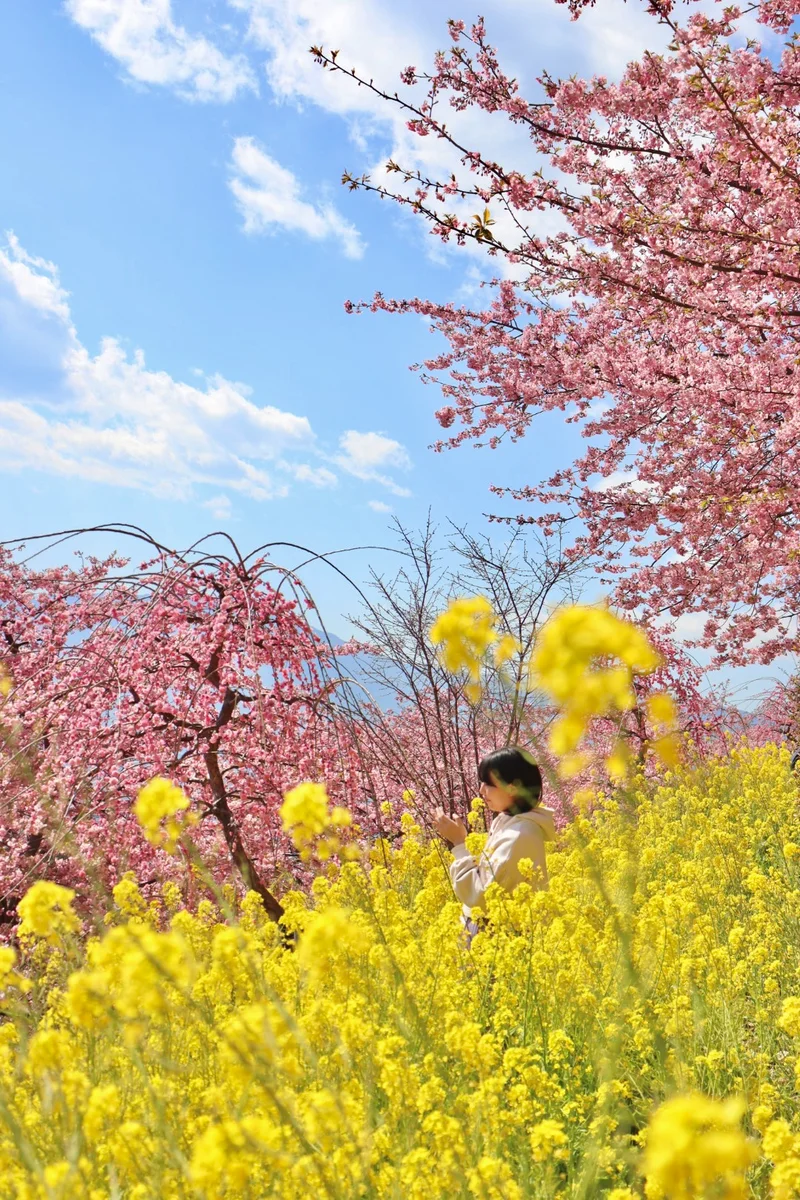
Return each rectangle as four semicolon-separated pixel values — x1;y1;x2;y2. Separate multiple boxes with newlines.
449;828;521;912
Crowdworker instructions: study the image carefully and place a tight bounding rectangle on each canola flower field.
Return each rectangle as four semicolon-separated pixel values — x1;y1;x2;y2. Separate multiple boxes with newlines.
3;746;800;1199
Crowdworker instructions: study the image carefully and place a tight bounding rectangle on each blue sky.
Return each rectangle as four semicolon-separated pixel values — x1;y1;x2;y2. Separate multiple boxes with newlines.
0;0;786;701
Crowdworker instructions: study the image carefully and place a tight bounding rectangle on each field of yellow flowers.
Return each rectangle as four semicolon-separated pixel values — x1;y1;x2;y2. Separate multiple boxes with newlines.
3;744;800;1198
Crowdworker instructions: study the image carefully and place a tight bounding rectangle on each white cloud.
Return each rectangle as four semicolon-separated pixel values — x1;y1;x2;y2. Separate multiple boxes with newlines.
0;233;73;323
368;499;392;513
227;459;287;501
65;0;257;102
525;0;671;77
203;493;233;519
225;0;679;160
229;0;423;120
281;461;338;487
229;136;365;259
226;1;587;274
335;429;411;496
593;469;653;496
0;235;342;503
63;0;675;276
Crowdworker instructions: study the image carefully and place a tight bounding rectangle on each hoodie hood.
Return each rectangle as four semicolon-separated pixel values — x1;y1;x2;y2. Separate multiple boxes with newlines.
501;805;556;841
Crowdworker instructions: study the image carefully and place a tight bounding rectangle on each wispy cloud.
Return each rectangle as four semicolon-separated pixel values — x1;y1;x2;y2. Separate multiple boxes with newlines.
335;430;411;497
64;0;257;102
63;1;673;276
280;460;338;488
0;235;331;503
203;493;233;520
0;235;414;509
229;0;422;120
226;0;676;272
228;136;365;259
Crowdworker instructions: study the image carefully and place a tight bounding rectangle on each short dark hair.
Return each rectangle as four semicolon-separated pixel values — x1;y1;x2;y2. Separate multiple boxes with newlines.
478;747;542;814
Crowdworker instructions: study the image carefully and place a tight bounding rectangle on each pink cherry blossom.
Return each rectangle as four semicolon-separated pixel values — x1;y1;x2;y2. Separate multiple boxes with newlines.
0;544;368;926
315;0;800;665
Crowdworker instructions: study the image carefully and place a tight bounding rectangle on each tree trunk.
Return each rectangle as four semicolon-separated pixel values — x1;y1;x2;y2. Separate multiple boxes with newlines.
204;687;284;922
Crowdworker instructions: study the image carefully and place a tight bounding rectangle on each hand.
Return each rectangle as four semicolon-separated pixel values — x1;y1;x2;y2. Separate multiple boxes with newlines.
434;809;467;846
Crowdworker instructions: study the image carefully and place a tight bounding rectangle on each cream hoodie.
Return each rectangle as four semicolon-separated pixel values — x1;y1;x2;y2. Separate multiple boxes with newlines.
450;806;556;917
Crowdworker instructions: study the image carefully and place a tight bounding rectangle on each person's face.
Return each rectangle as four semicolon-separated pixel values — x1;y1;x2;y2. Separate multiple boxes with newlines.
479;775;515;813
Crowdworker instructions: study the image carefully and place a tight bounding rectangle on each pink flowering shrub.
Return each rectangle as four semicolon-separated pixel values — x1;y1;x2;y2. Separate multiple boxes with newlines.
0;547;368;924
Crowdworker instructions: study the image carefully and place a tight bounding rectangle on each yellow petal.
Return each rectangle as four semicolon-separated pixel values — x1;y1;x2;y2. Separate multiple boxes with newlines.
646;693;678;728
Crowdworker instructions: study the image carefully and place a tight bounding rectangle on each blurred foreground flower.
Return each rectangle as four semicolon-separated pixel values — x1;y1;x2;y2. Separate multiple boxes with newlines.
134;777;197;853
0;946;31;995
17;881;80;944
430;597;681;780
280;781;357;863
429;596;519;703
530;605;678;779
642;1092;755;1199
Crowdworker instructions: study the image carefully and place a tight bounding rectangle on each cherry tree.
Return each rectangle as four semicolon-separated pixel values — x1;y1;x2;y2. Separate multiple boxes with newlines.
315;0;800;666
0;532;367;925
750;674;800;746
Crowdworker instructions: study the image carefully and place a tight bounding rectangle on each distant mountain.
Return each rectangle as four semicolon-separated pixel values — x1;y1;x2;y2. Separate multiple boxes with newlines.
313;629;404;712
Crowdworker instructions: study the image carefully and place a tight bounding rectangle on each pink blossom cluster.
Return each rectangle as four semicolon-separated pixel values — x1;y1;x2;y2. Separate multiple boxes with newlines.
0;548;368;924
324;0;800;665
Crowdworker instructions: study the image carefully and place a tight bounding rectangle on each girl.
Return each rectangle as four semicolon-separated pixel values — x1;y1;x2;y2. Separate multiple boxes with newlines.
434;747;555;941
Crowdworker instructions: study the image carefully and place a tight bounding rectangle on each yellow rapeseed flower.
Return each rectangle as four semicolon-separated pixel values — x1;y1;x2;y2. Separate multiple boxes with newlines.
467;795;486;829
429;595;518;703
642;1092;756;1199
779;996;800;1038
772;1157;800;1200
647;692;678;728
83;1083;122;1145
280;783;357;863
607;739;631;783
529;1117;569;1163
280;781;330;844
17;880;80;943
652;732;682;769
134;776;196;852
429;595;496;680
493;633;521;666
26;1029;74;1077
1;745;799;1199
530;604;668;779
0;946;30;994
